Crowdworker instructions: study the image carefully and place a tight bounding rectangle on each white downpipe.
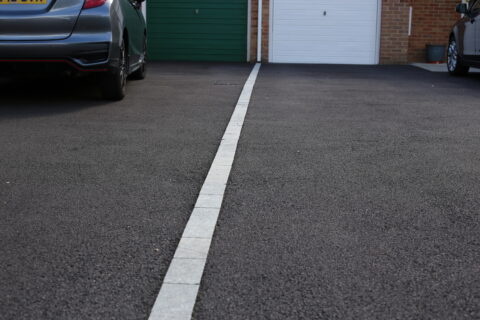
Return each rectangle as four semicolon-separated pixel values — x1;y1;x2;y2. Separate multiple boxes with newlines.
408;6;412;36
257;0;262;62
142;0;146;21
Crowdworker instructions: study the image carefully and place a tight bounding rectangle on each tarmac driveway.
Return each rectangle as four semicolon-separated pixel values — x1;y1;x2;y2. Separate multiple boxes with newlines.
194;65;480;320
0;63;251;319
1;63;480;320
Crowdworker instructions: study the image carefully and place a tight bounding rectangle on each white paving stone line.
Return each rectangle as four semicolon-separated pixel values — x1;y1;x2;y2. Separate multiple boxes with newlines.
148;63;261;320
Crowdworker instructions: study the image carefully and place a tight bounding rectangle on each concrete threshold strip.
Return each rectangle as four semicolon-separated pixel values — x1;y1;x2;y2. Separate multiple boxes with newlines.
148;63;261;320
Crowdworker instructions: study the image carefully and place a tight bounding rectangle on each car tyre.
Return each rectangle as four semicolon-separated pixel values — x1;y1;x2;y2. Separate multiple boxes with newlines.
447;38;469;76
129;38;147;80
101;41;128;100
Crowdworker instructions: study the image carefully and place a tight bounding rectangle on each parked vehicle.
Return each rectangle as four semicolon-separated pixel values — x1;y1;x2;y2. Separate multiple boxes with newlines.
0;0;147;100
448;1;480;76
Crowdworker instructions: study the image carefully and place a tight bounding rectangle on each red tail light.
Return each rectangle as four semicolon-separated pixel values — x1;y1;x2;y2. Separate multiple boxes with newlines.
83;0;106;9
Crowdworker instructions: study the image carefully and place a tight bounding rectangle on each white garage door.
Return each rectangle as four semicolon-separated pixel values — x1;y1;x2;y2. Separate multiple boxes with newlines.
270;0;380;64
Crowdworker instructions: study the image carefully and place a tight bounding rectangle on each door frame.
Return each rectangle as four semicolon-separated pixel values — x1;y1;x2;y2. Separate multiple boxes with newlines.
268;0;382;64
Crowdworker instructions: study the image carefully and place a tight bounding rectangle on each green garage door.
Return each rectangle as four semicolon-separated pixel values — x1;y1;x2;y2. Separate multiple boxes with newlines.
147;0;248;62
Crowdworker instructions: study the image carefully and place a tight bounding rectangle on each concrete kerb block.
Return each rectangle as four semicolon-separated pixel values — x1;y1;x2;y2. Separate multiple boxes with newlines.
211;156;234;167
199;182;227;196
148;283;199;320
204;169;230;185
163;258;207;285
182;208;220;239
174;237;213;260
194;194;223;209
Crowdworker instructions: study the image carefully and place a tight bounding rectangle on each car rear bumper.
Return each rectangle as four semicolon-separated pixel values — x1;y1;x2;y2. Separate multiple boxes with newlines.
0;34;113;72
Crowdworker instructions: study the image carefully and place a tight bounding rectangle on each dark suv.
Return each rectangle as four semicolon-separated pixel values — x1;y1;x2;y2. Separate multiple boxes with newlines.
448;1;480;75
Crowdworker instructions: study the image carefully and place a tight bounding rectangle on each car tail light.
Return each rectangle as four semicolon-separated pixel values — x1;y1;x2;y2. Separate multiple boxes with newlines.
83;0;106;9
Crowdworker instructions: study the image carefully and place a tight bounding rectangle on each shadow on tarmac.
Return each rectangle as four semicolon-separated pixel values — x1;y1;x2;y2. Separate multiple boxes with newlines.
0;74;109;119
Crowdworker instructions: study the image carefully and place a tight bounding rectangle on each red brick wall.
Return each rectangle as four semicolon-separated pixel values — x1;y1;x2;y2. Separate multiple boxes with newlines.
250;0;258;61
408;0;459;62
380;0;411;64
250;0;460;64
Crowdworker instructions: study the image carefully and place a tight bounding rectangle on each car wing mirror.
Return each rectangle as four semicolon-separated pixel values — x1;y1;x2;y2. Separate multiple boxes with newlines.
456;3;468;14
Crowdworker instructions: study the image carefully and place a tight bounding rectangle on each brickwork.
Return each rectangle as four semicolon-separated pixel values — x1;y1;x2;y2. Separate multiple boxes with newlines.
250;0;258;61
249;0;460;64
380;0;411;64
408;0;459;62
261;0;270;61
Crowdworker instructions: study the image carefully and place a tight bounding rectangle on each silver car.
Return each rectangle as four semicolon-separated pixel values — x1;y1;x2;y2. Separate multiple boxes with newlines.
0;0;147;100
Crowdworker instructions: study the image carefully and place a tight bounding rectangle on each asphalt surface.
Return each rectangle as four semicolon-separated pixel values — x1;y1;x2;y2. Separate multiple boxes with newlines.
194;65;480;319
0;62;252;319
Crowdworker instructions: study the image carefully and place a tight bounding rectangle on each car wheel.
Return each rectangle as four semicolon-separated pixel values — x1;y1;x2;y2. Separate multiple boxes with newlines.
447;38;469;76
101;41;128;100
130;38;147;80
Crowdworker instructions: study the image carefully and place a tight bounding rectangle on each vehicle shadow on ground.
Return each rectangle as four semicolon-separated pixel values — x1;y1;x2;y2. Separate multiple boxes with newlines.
458;72;480;81
0;75;109;118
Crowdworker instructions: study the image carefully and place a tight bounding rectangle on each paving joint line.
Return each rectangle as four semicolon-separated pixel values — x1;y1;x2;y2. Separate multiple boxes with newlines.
148;63;261;320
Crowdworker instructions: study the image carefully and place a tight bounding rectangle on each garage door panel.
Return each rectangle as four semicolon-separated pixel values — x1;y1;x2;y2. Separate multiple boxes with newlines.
151;39;246;50
274;16;377;22
273;34;375;42
272;18;378;27
274;41;376;51
148;32;246;40
274;9;378;19
149;47;244;55
271;0;379;64
273;53;375;64
274;25;377;35
273;48;375;59
273;0;375;7
272;56;373;64
149;8;247;19
153;0;246;9
152;24;246;34
148;0;247;61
